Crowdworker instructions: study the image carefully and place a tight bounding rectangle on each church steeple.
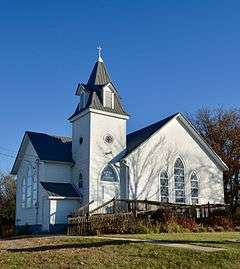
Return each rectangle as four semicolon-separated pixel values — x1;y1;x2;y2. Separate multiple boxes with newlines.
87;48;111;87
69;50;128;121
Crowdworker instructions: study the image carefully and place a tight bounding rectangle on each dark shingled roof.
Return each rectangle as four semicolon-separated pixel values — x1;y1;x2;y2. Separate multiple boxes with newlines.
40;182;79;197
87;60;111;86
26;131;73;163
69;58;128;120
68;88;128;120
124;113;178;157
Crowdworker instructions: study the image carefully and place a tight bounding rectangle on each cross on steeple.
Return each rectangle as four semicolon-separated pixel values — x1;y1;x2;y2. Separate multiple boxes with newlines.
97;46;103;62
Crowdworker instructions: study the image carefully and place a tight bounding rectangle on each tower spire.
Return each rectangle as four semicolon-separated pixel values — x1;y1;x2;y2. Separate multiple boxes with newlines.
97;46;103;62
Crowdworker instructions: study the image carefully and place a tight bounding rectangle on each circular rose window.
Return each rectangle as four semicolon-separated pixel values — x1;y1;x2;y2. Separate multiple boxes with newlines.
104;134;114;144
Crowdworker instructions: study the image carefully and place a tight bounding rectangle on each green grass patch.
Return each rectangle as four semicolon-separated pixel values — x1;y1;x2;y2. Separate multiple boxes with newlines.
0;233;239;268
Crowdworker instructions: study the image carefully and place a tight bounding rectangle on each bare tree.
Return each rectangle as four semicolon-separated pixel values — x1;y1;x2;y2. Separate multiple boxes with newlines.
191;107;240;210
0;172;16;225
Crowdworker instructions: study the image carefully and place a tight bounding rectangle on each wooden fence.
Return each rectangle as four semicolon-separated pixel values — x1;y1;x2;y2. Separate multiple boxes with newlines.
68;198;227;235
68;212;137;235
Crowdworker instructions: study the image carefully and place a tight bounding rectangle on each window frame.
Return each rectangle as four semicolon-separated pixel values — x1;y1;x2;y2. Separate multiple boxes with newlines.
159;169;169;203
174;157;186;204
190;172;199;205
100;165;119;183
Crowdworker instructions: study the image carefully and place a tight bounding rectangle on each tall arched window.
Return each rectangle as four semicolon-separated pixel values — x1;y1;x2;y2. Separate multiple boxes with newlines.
26;168;32;208
190;172;199;204
101;165;118;182
174;158;185;203
21;167;37;208
160;170;169;202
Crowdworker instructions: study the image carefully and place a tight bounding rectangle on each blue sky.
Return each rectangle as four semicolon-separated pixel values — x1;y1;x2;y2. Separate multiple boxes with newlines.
0;0;240;172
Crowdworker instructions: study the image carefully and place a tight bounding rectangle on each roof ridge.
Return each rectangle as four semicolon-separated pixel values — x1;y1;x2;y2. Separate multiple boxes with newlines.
26;131;72;140
127;113;179;137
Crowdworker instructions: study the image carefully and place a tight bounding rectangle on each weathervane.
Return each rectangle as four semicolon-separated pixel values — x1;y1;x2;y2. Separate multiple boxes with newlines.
97;46;103;62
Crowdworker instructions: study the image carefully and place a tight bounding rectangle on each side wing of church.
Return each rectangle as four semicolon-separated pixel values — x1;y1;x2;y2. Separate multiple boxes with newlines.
11;53;228;233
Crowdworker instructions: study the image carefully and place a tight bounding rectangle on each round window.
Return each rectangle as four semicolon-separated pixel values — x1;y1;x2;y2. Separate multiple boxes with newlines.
104;134;114;144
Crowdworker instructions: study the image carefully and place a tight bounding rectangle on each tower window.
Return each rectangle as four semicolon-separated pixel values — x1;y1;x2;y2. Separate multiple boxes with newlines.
79;92;87;110
104;90;114;109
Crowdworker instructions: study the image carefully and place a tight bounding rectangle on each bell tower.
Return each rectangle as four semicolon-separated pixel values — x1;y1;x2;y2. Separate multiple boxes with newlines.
69;49;129;208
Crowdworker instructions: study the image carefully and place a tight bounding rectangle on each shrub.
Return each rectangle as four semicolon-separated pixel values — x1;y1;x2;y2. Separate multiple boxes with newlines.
177;217;198;231
212;216;234;231
233;208;240;226
234;226;240;232
193;225;207;233
165;221;185;233
214;226;225;232
207;227;215;232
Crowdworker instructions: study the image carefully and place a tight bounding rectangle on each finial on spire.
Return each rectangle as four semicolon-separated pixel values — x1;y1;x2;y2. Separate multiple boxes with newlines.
97;46;103;62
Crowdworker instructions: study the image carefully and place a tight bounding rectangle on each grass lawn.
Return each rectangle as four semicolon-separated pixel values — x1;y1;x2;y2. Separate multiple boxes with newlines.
0;232;239;269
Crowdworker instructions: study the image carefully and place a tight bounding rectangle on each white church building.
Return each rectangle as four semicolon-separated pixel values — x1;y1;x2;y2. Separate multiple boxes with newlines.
12;52;228;233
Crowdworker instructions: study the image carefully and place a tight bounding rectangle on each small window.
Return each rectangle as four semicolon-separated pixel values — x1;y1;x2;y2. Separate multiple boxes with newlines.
79;137;83;144
191;173;199;204
21;178;26;208
104;91;114;108
79;173;83;189
79;92;86;110
174;158;185;203
160;170;169;203
101;165;118;182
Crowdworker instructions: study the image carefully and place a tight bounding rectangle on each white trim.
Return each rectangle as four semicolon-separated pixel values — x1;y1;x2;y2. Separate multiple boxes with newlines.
69;108;129;123
42;160;74;165
177;113;228;171
48;196;81;200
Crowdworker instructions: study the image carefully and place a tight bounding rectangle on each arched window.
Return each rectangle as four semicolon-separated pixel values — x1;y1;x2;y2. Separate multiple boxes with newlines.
79;173;83;189
174;158;185;203
21;167;37;208
26;168;32;208
190;172;199;204
101;165;118;182
160;170;169;203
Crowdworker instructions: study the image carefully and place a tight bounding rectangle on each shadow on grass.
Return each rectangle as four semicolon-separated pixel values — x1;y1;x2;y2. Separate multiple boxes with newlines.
7;240;131;253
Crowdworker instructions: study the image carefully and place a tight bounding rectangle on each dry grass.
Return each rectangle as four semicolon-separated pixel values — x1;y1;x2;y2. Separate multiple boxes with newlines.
0;233;240;269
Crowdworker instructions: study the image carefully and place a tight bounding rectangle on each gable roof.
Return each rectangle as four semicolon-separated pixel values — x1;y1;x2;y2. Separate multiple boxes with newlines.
125;113;178;157
40;182;79;198
123;113;228;171
26;131;72;162
11;131;73;174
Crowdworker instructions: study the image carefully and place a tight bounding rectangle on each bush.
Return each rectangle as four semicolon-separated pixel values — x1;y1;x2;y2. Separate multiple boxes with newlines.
214;226;225;232
233;208;240;226
212;216;234;231
165;221;185;233
177;217;198;231
234;226;240;232
193;225;207;233
207;227;215;232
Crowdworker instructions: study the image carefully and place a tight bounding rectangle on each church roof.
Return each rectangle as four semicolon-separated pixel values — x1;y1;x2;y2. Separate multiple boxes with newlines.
69;56;129;121
68;88;128;120
40;182;79;198
124;113;178;157
87;60;111;87
26;131;73;163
